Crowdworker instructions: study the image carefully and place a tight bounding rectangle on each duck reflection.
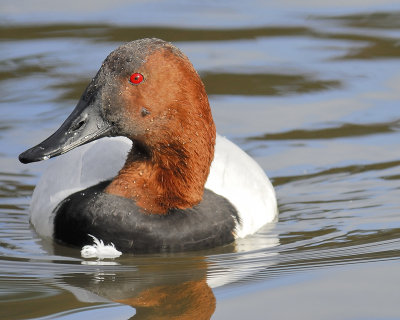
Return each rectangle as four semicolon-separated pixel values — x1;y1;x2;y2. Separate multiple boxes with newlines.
48;226;278;319
55;250;219;319
117;256;216;319
118;278;215;320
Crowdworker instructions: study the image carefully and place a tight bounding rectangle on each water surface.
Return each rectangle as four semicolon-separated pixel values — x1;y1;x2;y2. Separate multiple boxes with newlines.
1;1;400;319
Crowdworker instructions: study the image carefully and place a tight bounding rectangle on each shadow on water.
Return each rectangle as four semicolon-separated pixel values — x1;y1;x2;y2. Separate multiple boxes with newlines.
248;121;400;140
311;12;400;59
313;11;400;29
0;24;312;42
0;55;56;81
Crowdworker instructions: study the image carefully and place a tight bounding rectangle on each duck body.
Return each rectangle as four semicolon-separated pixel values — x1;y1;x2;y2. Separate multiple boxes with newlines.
55;182;239;253
20;39;277;253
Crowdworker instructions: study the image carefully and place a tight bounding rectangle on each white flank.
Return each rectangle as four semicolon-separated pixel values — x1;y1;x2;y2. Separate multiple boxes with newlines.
81;234;122;259
30;137;131;237
205;135;278;238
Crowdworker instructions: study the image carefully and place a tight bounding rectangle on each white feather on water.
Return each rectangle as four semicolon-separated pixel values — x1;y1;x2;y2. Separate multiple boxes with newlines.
81;234;122;259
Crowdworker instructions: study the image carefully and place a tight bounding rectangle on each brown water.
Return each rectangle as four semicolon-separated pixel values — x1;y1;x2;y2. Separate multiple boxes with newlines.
1;1;400;319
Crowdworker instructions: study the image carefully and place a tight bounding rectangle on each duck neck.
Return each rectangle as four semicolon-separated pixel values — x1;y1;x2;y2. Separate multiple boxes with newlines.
105;131;215;214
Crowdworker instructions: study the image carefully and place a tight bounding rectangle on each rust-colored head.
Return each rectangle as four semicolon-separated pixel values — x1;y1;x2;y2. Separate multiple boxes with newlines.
98;40;214;147
103;40;216;213
102;40;216;213
19;39;216;214
109;40;216;213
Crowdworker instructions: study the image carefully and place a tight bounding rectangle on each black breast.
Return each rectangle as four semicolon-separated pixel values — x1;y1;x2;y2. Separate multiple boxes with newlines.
53;180;240;253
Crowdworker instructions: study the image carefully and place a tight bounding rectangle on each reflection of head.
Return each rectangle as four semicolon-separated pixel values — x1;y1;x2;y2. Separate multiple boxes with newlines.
60;256;216;320
118;258;215;319
119;279;215;320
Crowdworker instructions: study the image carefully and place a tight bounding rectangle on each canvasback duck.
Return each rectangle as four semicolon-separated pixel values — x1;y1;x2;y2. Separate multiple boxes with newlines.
19;38;277;254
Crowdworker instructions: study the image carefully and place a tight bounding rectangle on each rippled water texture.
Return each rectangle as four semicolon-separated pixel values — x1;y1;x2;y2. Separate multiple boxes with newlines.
1;1;400;319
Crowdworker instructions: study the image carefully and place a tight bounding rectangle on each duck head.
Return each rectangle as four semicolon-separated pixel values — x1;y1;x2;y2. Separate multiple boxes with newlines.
19;38;216;214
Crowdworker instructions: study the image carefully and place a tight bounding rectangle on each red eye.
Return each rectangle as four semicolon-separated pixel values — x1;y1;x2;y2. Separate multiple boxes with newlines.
129;73;144;85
